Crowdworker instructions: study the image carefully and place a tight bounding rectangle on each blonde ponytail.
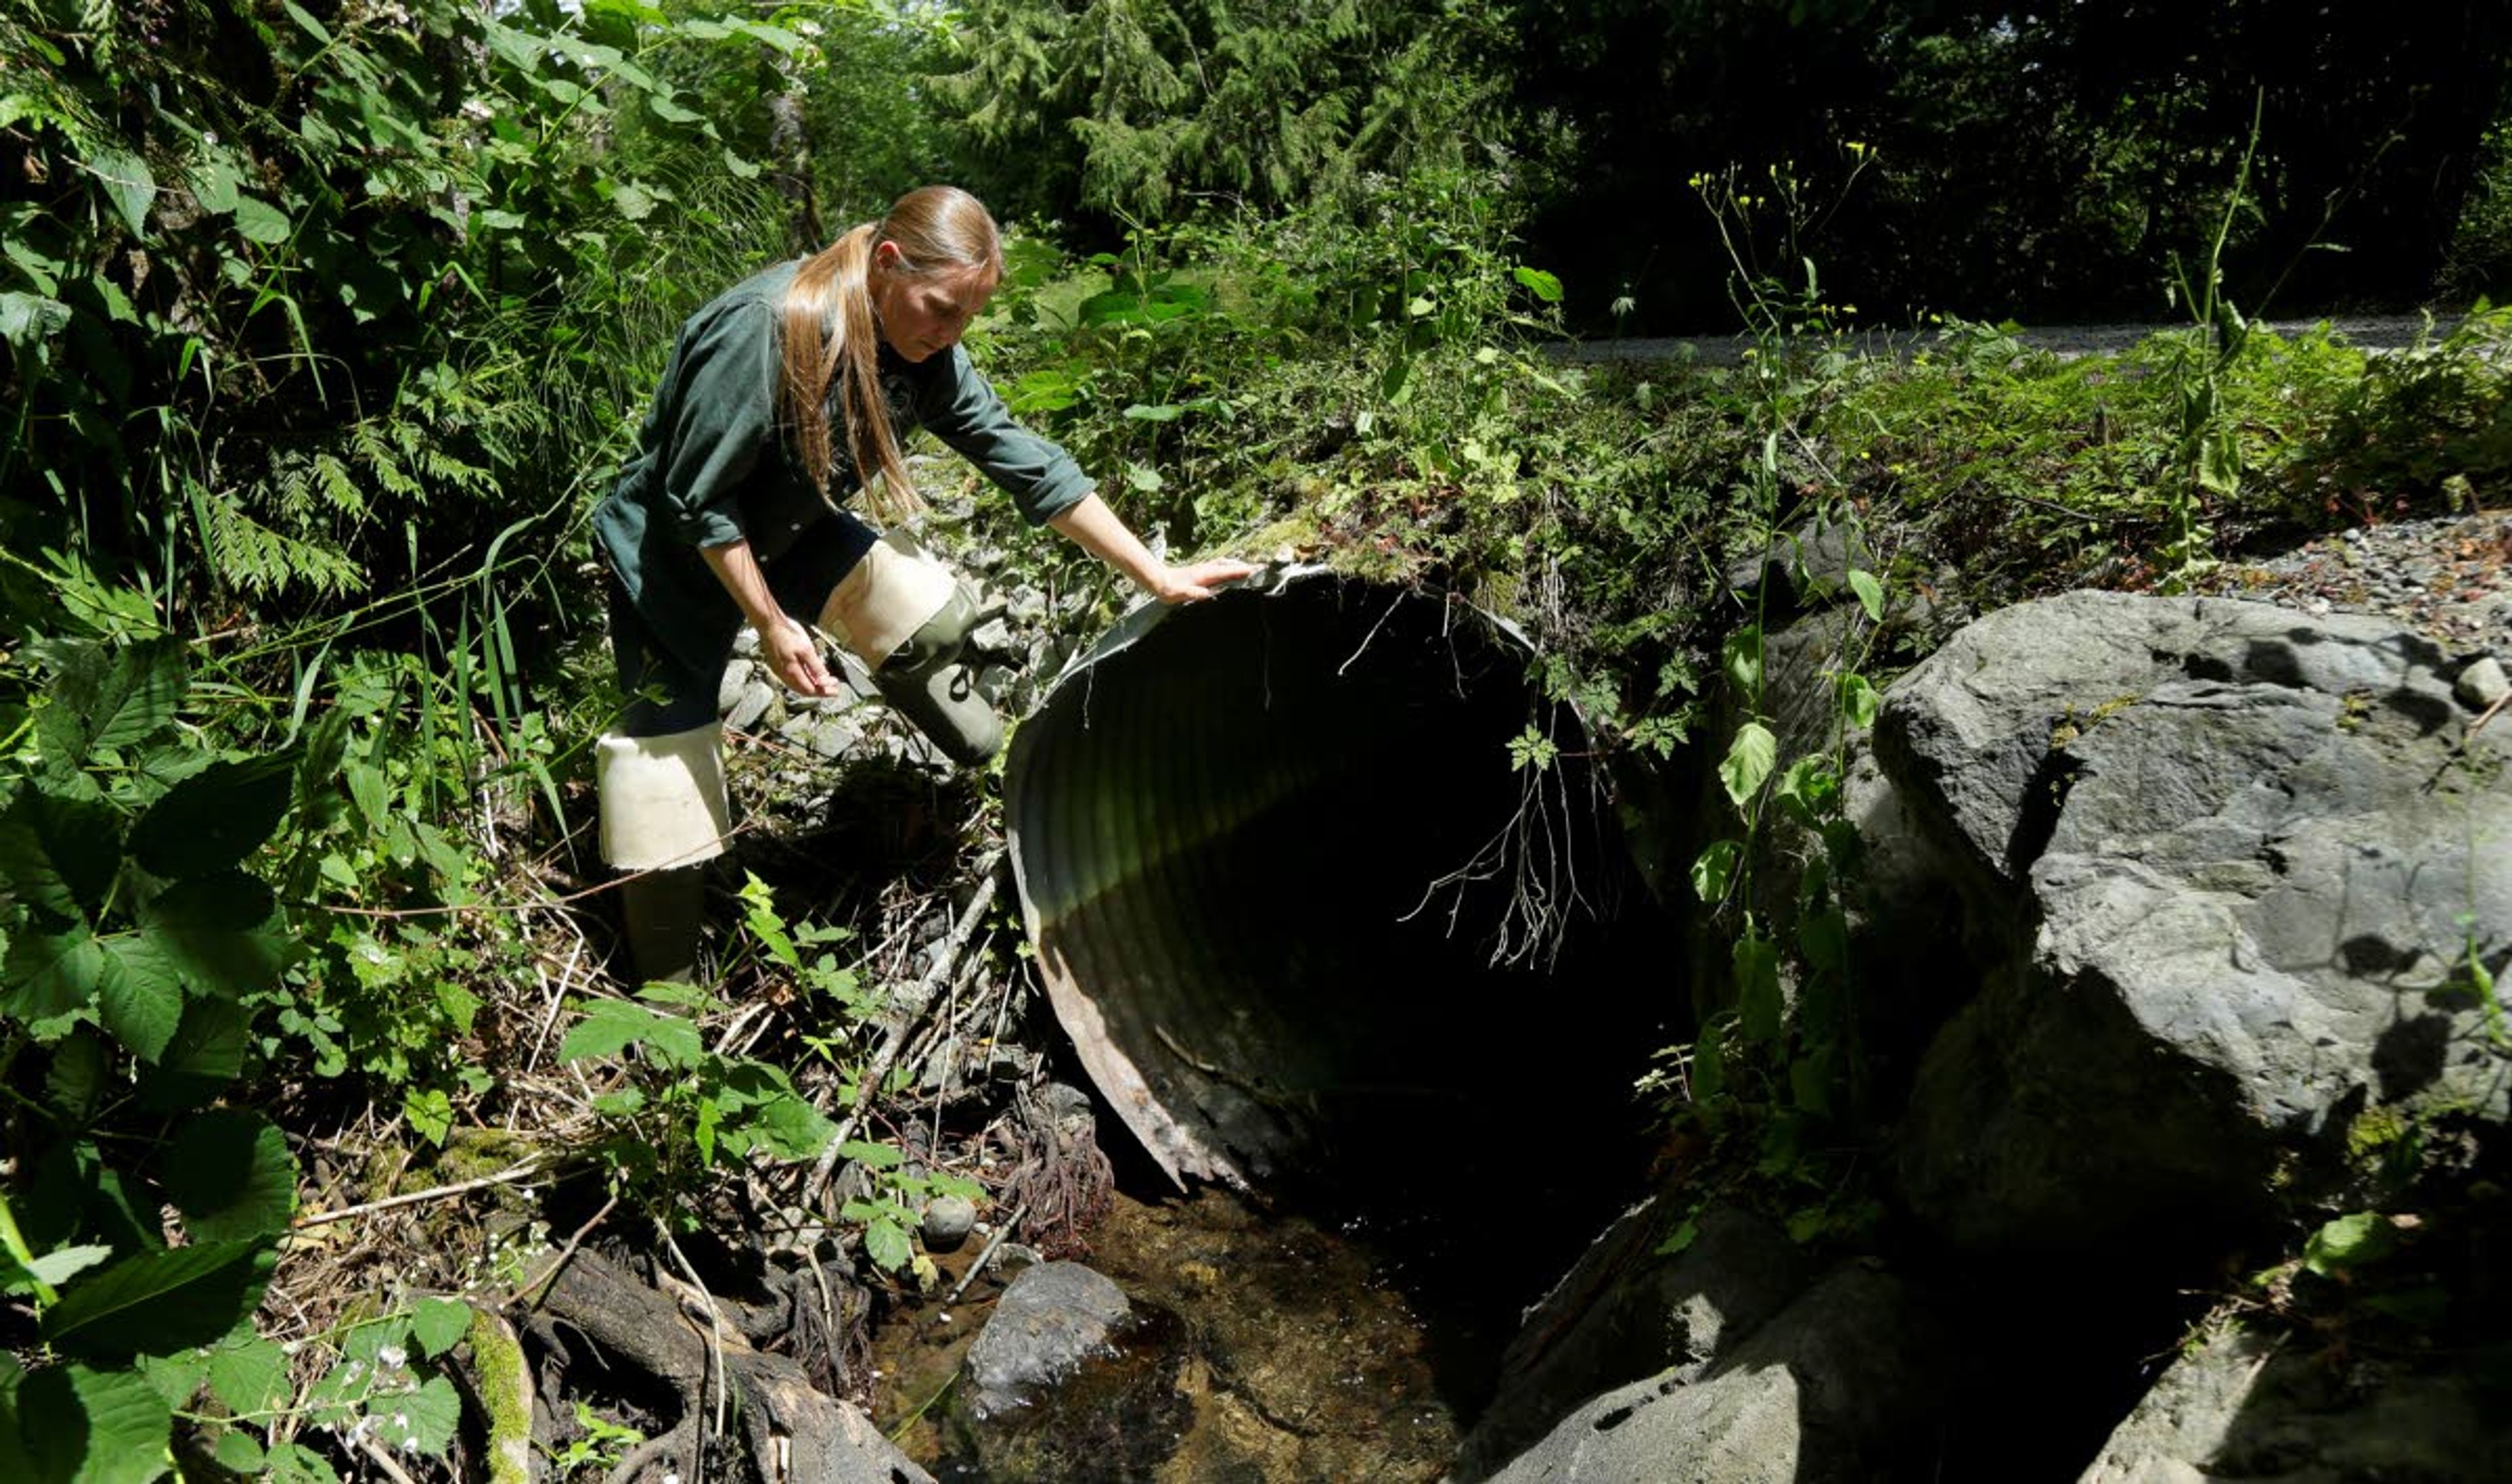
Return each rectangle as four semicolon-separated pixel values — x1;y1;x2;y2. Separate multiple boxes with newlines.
778;186;1006;526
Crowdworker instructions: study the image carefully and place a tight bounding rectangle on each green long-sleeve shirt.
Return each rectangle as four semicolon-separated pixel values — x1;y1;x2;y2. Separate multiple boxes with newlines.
593;259;1090;664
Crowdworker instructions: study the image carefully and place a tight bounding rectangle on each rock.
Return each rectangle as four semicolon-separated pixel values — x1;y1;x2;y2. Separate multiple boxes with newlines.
2081;1323;2512;1482
1723;511;1877;616
1478;1264;1951;1484
1874;593;2511;1258
784;710;865;761
717;658;758;713
1454;1201;1810;1479
946;1267;1186;1481
920;1195;977;1253
961;1261;1132;1419
722;678;778;734
2457;655;2509;710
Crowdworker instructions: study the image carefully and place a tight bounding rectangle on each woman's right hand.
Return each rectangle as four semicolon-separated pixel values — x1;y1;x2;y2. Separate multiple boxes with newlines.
759;613;841;698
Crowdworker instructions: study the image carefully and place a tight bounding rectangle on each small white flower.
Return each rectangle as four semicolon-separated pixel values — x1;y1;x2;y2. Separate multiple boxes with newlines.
378;1344;408;1371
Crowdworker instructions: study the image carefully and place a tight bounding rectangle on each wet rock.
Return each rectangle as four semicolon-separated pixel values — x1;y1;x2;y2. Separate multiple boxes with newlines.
920;1195;977;1253
962;1262;1132;1419
947;1266;1187;1481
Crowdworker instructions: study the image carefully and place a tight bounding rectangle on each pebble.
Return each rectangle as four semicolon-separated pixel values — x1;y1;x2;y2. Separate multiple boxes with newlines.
2458;656;2509;711
924;1195;979;1255
2205;511;2511;662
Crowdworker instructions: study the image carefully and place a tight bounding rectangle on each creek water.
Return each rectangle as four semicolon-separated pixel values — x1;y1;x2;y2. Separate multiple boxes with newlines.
869;1116;1651;1482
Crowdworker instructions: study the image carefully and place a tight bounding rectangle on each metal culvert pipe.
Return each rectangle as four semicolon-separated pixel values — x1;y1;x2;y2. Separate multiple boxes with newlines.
1005;569;1637;1190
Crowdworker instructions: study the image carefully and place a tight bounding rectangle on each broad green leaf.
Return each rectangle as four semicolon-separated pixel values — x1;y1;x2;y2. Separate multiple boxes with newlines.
742;1091;837;1161
136;1347;209;1408
610;182;657;220
84;148;156;238
1734;933;1784;1044
23;1244;112;1288
281;1;332;43
722;148;760;180
1774;756;1840;825
1511;265;1564;302
44;1033;106;1123
404;1087;453;1147
214;1433;266;1473
207;1336;290;1417
1718;723;1778;808
0;292;71;348
130;757;294;878
19;1362;171;1484
1690;839;1741;903
1654;1218;1700;1256
97;937;183;1061
232;196;291;245
2198;424;2242;496
559;1000;703;1067
1722;625;1762;696
862;1213;912;1272
52;638;186;758
1847;568;1884;623
264;1441;341;1483
43;1240;277;1361
5;926;104;1026
410;1298;470;1360
0;787;120;921
189;149;242;215
836;1139;905;1169
646;95;701;125
1837;673;1881;732
1121;402;1183;421
164;1109;296;1241
370;1374;460;1457
1692;1022;1725;1101
137;872;284;999
1798;906;1849;977
139;997;251;1111
2303;1211;2396;1276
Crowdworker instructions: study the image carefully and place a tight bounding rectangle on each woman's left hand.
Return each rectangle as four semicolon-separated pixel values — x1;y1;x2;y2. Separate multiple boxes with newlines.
1151;557;1261;604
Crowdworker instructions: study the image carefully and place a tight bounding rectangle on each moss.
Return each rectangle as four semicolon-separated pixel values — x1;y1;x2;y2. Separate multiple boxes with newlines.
467;1305;534;1484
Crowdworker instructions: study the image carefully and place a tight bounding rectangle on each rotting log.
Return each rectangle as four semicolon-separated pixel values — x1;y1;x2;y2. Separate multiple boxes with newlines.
524;1247;924;1483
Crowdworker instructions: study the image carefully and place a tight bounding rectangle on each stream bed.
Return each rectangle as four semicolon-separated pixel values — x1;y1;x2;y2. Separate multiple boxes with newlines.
869;1176;1579;1481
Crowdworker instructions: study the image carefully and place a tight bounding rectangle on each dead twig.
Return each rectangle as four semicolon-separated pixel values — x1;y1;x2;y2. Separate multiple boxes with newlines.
800;852;1003;1211
290;1156;551;1231
945;1201;1028;1305
656;1219;730;1447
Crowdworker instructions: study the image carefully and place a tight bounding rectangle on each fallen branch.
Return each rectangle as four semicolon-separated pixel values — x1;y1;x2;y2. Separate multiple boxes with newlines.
290;1156;551;1231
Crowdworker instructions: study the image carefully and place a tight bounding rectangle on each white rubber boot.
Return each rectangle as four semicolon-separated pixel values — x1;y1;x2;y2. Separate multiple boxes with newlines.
820;538;1003;767
597;722;732;984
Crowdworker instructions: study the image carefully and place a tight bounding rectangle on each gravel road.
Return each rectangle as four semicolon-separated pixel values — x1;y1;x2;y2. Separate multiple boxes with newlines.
1551;314;2468;367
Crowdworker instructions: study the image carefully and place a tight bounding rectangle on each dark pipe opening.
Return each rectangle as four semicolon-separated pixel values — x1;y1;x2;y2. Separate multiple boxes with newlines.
1007;573;1675;1411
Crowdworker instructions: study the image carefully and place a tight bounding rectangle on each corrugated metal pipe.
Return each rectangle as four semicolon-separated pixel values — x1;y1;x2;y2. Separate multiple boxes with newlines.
1005;568;1638;1190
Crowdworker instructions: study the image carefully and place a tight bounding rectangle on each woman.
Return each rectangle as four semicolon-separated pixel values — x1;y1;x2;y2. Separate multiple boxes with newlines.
593;184;1253;983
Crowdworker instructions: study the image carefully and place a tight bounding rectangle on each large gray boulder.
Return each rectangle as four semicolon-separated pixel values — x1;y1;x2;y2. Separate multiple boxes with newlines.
1874;592;2510;1256
1477;1263;1951;1483
2080;1323;2512;1481
1452;1202;1811;1480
